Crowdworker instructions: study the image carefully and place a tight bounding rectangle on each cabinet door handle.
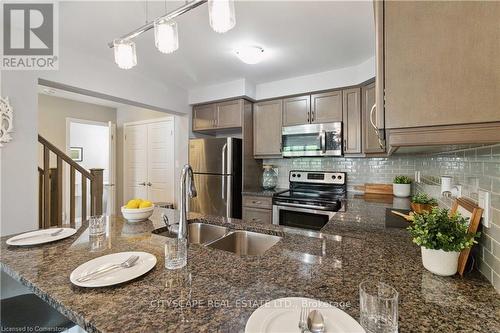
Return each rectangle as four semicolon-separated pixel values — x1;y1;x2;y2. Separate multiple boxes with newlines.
147;182;152;187
311;110;315;123
138;182;146;186
251;218;262;222
370;103;385;150
343;139;347;152
369;104;378;131
252;200;262;204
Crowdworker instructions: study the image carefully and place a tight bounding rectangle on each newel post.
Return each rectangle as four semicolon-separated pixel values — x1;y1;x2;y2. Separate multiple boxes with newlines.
90;168;104;216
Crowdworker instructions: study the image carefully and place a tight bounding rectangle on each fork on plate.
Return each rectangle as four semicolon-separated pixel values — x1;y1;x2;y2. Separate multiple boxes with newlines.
299;306;310;333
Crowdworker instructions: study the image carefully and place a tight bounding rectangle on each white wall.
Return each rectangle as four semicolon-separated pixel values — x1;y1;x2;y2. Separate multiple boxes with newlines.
188;57;375;104
1;72;39;236
1;45;189;236
189;79;252;105
70;122;109;182
255;57;375;100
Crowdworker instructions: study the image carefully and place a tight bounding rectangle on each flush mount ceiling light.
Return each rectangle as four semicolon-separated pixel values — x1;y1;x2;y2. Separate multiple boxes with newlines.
208;0;236;33
109;0;236;69
113;39;137;69
235;46;265;64
154;19;179;54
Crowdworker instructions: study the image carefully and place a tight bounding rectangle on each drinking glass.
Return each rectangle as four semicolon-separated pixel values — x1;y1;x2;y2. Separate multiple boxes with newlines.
89;215;106;236
359;280;399;333
165;237;187;270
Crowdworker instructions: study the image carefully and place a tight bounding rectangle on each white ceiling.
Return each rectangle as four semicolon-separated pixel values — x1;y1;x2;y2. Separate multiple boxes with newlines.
60;1;375;90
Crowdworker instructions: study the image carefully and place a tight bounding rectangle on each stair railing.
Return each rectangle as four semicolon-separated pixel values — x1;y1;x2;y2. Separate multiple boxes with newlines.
38;135;103;228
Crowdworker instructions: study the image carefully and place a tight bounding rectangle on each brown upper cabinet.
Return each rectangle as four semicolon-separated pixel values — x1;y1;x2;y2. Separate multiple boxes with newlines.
192;99;243;131
311;91;343;124
282;95;311;126
362;82;384;154
254;99;283;157
216;99;243;129
342;88;362;154
383;1;500;129
192;104;216;131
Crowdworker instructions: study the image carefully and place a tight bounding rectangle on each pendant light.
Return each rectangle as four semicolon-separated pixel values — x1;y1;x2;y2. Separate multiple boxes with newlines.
154;19;179;54
113;39;137;69
208;0;236;33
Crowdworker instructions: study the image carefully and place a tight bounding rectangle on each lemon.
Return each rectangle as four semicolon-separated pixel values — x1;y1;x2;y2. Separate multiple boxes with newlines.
125;199;141;209
139;200;153;209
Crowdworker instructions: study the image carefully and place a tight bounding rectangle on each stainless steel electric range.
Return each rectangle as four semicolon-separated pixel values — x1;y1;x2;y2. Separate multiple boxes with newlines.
272;170;346;231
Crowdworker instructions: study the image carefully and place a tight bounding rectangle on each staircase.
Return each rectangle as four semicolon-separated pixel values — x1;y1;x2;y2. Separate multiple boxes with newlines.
38;135;104;228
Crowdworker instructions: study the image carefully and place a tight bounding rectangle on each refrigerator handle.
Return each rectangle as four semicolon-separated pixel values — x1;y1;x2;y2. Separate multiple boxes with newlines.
221;143;227;200
226;174;232;218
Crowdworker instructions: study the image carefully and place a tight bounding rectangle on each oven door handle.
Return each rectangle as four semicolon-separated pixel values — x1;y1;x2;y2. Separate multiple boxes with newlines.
274;201;335;212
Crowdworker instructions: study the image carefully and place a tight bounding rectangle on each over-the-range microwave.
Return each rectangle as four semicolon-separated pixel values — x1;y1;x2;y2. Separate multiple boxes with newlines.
281;122;342;157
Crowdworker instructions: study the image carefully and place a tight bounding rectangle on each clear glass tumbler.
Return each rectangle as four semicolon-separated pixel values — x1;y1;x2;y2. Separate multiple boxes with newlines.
89;215;106;236
165;237;187;270
359;280;399;333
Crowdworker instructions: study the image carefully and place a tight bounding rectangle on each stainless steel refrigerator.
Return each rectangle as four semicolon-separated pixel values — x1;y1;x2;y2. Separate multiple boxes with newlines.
188;138;242;218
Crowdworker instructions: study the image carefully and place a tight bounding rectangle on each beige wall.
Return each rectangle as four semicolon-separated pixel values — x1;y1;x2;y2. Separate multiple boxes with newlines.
38;95;187;217
38;94;117;153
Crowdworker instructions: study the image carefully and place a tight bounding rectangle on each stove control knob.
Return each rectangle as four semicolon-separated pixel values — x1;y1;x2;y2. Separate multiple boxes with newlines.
292;173;296;178
337;175;343;180
297;174;301;178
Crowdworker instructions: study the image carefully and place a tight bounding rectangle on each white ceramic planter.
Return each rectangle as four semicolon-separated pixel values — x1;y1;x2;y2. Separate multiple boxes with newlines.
421;247;460;276
393;183;411;197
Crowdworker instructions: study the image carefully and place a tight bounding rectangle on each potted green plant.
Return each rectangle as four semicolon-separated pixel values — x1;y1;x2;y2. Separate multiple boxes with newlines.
407;208;479;276
411;193;438;214
393;175;412;197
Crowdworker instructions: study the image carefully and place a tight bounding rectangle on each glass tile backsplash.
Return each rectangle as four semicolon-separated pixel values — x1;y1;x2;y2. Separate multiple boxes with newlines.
264;143;500;292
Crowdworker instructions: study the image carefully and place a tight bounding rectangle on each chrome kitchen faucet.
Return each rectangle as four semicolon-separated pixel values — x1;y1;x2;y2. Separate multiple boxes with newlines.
178;164;197;240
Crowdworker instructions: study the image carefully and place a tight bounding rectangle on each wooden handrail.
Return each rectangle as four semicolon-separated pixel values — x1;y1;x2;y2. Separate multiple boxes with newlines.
38;135;94;180
38;134;103;228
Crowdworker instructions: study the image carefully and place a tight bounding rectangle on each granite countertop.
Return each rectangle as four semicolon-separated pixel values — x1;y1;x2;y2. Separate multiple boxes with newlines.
1;197;499;333
241;187;288;197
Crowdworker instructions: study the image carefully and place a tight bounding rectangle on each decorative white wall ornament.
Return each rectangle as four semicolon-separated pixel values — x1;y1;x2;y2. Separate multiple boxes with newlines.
0;96;14;147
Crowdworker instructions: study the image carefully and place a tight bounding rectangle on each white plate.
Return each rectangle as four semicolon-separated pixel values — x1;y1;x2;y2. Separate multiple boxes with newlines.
6;228;77;246
245;297;365;333
70;251;157;288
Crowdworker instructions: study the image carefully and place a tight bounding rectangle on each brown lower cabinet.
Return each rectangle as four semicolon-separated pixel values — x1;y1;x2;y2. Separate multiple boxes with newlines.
242;195;273;224
242;207;272;225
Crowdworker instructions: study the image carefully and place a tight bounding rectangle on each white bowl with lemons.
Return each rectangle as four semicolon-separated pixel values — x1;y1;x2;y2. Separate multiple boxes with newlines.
121;199;154;223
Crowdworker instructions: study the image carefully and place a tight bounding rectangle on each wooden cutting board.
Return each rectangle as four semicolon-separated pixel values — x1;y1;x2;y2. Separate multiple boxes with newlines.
354;183;393;195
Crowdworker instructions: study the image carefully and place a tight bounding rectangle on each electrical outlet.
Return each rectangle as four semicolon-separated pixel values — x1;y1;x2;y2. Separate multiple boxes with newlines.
478;190;491;228
414;171;421;183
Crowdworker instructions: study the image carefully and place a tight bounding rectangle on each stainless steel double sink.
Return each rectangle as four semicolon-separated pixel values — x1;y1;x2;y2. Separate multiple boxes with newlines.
155;223;282;256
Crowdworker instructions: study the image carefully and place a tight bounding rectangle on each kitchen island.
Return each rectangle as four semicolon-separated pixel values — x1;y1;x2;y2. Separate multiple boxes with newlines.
1;197;499;333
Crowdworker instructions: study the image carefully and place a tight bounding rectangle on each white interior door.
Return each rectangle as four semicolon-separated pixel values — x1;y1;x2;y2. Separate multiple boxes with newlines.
107;121;117;215
125;124;148;202
147;121;174;204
